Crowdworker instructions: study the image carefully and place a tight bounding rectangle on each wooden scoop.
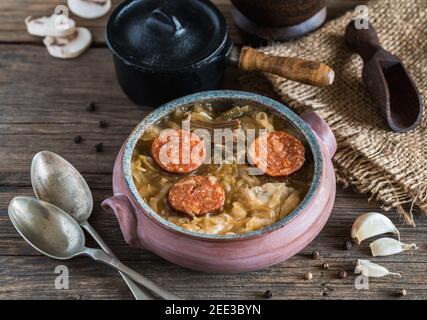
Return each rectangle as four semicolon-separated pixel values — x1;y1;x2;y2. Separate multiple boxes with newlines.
345;21;423;133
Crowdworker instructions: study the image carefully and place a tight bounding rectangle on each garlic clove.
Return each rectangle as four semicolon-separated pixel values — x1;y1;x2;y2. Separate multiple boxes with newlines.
43;27;92;59
68;0;112;19
351;212;400;244
370;238;418;257
354;259;401;278
25;14;76;37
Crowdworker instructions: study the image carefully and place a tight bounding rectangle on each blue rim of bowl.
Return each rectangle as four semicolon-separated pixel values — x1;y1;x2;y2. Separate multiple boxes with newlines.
123;90;323;240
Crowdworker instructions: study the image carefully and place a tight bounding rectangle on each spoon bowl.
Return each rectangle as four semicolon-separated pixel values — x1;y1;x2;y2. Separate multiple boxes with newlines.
9;196;86;259
31;151;92;224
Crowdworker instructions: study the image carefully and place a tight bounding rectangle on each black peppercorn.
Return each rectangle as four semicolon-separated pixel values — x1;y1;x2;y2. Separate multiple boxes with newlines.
338;270;347;279
99;120;108;128
343;240;353;250
312;250;320;260
95;142;104;153
86;102;96;112
322;291;328;297
74;135;82;144
263;290;273;299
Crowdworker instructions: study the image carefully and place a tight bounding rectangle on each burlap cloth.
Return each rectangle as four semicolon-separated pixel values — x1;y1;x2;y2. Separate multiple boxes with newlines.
239;0;427;225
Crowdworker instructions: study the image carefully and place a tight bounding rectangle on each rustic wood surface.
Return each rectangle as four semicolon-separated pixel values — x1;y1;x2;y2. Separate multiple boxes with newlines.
1;0;426;300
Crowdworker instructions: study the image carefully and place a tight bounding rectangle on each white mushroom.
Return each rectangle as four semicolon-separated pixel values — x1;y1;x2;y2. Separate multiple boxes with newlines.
68;0;112;19
43;27;92;59
25;14;76;37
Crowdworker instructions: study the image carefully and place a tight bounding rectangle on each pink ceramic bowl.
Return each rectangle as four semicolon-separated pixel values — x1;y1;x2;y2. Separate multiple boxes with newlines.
102;91;336;273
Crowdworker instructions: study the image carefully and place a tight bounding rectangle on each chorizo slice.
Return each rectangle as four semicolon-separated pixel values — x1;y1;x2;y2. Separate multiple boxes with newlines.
168;176;225;216
248;131;305;177
151;129;206;173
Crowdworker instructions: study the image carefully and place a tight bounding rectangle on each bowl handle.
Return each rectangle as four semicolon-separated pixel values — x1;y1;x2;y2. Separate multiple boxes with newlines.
301;112;337;158
102;194;141;248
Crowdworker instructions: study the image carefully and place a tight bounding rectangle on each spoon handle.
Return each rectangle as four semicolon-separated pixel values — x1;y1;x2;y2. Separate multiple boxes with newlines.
81;221;154;300
83;247;180;300
345;21;382;61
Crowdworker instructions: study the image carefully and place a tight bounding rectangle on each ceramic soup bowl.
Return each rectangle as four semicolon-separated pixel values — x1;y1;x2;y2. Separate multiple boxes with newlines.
102;91;336;273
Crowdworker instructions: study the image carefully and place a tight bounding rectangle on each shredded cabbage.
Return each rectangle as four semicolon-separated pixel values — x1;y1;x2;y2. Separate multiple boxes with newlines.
131;104;306;235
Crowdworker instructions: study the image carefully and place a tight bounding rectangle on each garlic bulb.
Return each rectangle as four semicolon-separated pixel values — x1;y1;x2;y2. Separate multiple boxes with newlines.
25;14;76;37
68;0;112;19
370;238;418;257
351;212;400;244
43;27;92;59
354;259;401;278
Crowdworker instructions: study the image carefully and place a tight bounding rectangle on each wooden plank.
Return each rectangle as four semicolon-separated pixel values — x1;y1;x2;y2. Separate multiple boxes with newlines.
0;0;365;45
0;44;426;299
0;46;242;178
0;45;143;175
1;188;426;300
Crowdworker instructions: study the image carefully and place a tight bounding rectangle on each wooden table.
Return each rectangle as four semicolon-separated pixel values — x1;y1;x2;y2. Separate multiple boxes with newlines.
0;0;425;300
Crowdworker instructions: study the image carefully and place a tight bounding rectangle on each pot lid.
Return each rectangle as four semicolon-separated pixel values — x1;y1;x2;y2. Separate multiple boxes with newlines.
106;0;229;70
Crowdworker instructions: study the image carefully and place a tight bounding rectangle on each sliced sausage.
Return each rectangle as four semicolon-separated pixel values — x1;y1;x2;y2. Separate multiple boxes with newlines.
168;176;225;216
151;129;206;173
248;131;305;177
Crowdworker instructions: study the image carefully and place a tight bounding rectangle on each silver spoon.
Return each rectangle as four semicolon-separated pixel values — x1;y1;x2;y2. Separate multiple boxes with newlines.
30;151;154;300
8;196;179;300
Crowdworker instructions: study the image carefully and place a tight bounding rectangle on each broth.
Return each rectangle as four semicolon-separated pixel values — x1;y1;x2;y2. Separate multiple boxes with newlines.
132;102;313;235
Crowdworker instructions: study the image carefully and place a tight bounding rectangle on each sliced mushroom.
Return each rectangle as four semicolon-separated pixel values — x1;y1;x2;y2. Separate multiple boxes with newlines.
43;27;92;59
25;14;76;37
68;0;112;19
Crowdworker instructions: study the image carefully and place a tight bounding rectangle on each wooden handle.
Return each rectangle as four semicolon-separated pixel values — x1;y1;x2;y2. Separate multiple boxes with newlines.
238;46;334;87
345;21;381;61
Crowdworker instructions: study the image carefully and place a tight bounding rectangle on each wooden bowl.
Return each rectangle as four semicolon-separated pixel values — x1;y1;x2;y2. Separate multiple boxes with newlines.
230;0;326;27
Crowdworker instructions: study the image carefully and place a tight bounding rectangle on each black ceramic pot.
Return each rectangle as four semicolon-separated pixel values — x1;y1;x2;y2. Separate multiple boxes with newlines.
106;0;334;107
106;0;232;106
